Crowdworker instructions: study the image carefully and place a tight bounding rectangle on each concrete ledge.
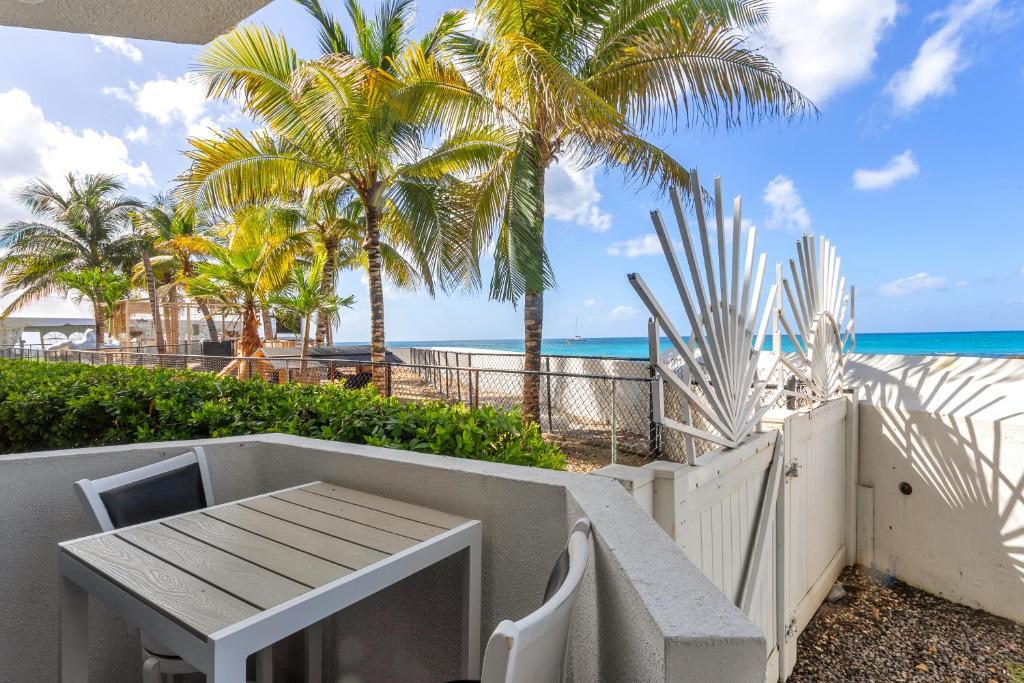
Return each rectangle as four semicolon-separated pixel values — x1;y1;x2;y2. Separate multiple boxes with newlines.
0;435;766;682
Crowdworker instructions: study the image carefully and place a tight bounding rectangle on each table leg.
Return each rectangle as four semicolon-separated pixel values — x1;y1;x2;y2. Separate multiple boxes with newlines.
59;574;89;683
255;647;273;683
461;536;482;679
209;651;246;683
306;623;323;683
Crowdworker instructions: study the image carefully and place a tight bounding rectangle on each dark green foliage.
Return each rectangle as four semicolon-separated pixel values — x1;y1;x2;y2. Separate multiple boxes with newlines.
0;359;565;469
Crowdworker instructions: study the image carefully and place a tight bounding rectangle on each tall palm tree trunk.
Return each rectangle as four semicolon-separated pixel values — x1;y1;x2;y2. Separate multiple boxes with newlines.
141;251;166;353
197;299;219;342
315;241;337;346
163;287;181;352
364;203;386;390
521;161;547;423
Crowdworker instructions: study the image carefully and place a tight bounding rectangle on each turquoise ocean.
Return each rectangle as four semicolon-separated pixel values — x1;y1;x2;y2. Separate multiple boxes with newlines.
385;330;1024;359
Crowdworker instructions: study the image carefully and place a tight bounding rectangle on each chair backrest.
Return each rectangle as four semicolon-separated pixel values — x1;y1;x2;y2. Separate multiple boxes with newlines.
480;518;592;683
74;447;214;531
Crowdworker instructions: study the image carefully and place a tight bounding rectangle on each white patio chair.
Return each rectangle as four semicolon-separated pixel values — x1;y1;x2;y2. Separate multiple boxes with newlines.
452;518;592;683
73;447;273;683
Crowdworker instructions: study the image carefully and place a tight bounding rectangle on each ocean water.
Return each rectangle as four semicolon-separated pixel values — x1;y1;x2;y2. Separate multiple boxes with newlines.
386;330;1024;359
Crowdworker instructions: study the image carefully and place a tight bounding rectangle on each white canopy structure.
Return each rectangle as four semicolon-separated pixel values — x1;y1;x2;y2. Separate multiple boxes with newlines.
0;293;93;346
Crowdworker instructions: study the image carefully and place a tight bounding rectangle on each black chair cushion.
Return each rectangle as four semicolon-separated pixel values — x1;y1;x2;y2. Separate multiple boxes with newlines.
99;462;207;529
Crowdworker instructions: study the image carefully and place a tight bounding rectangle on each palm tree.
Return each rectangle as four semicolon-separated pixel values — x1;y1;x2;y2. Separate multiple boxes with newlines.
271;251;355;362
56;268;133;344
0;174;140;344
183;233;290;360
180;0;499;386
443;0;813;420
133;196;224;350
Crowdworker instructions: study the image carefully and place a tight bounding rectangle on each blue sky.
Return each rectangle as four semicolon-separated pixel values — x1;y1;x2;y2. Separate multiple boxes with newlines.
0;0;1022;341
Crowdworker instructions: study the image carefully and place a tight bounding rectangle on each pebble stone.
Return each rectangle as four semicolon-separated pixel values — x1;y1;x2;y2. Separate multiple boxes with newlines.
790;566;1024;682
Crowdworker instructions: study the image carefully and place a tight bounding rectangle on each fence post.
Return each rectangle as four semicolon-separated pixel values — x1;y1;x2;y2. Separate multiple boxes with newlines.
385;363;392;397
646;318;663;459
454;352;461;402
545;357;553;432
444;351;451;398
610;378;618;464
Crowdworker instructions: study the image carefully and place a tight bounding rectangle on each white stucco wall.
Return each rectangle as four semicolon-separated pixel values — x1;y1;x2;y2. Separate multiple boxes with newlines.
0;435;766;682
848;354;1024;624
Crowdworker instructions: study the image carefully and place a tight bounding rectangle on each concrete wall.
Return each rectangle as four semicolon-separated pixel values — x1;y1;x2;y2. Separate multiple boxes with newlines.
849;354;1024;624
0;435;766;682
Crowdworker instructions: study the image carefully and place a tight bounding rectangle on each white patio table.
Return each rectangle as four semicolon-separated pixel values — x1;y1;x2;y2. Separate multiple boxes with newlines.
58;480;482;682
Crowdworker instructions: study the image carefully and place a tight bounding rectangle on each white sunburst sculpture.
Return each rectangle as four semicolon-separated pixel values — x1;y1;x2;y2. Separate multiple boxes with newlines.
776;234;856;402
628;170;781;461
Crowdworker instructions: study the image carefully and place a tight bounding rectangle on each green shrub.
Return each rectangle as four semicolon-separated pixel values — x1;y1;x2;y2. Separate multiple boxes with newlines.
0;359;565;469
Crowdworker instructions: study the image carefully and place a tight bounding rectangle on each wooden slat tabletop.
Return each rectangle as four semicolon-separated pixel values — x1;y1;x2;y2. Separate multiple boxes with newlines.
61;481;470;640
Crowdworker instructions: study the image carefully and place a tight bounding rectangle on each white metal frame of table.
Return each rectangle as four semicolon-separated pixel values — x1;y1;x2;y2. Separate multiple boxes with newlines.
58;481;482;682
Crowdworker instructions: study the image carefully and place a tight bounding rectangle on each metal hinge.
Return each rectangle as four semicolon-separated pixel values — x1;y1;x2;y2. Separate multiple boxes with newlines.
785;461;802;479
785;617;798;640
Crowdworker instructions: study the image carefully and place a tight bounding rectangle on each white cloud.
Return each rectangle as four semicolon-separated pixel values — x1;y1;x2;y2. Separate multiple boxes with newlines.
754;0;899;103
607;234;663;257
91;35;143;63
124;125;149;143
584;298;598;307
608;305;640;321
887;0;1000;112
0;88;153;223
544;161;612;233
853;150;920;190
763;175;811;233
879;272;947;296
103;74;235;138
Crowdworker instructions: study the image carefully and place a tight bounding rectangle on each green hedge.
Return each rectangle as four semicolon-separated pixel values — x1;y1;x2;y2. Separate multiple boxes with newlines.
0;359;565;469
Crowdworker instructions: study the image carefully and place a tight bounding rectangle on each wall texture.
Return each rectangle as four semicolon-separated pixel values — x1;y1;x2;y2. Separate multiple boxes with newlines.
849;354;1024;624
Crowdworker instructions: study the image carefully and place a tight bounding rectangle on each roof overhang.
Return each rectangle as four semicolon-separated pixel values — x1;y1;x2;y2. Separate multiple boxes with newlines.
0;0;273;44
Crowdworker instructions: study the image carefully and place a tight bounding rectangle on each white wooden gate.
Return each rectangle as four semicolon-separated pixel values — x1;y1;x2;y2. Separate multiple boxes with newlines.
641;397;853;681
766;397;851;680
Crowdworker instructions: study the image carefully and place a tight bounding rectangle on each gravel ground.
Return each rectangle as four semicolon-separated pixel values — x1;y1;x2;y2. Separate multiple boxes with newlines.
791;566;1024;682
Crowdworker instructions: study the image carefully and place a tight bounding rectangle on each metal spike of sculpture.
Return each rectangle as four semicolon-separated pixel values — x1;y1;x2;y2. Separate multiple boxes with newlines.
628;171;780;462
776;234;856;402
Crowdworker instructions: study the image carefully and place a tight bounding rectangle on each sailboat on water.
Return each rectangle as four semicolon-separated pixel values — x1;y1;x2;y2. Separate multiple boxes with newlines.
566;317;586;344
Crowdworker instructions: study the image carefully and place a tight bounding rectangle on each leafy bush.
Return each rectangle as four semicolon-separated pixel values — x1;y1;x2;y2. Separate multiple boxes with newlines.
0;359;565;469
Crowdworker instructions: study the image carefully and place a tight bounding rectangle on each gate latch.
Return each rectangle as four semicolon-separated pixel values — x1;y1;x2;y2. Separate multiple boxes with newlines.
785;461;802;479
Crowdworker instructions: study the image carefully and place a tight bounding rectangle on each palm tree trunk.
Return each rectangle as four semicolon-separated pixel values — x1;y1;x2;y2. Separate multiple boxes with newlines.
364;203;386;390
141;250;166;354
197;299;219;343
239;305;262;357
163;286;180;352
92;301;105;347
521;162;547;424
315;241;337;346
300;313;311;378
261;303;274;340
